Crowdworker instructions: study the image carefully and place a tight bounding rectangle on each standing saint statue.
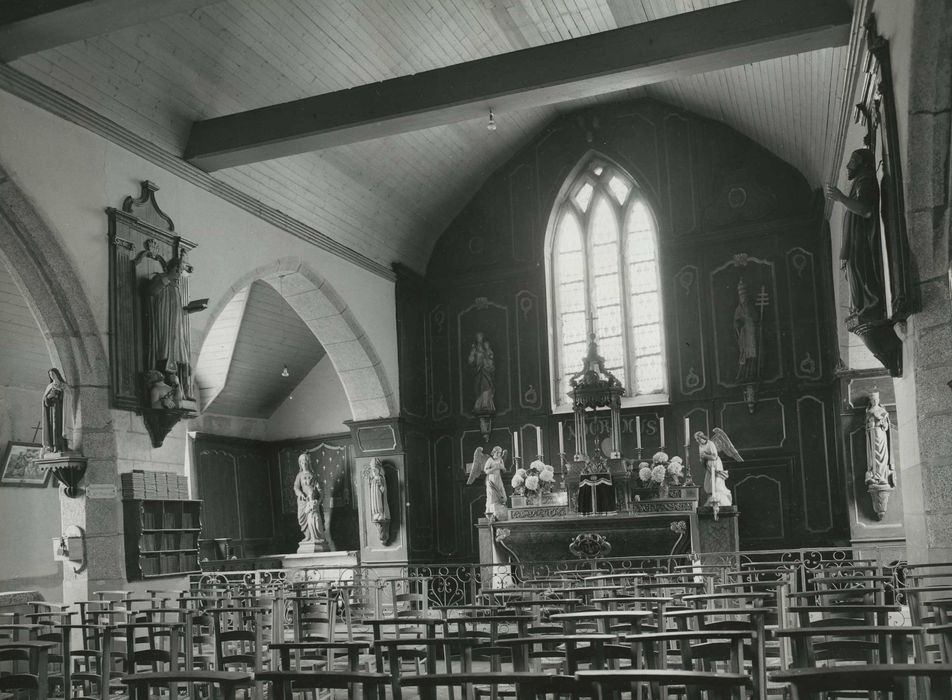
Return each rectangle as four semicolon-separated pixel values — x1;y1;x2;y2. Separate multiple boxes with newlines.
42;368;67;454
467;446;507;521
293;452;327;551
468;332;496;413
733;278;758;381
145;255;192;399
825;148;886;324
865;391;894;487
364;458;391;545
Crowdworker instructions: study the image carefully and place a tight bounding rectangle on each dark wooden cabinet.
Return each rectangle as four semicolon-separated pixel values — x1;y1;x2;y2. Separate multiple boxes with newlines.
123;499;202;580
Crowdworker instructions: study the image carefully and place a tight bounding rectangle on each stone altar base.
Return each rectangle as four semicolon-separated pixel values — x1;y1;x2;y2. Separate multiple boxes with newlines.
280;550;359;571
297;540;330;554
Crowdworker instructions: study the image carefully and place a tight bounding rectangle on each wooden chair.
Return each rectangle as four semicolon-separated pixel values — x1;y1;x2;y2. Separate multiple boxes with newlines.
769;663;952;700
0;640;57;700
398;671;582;700
120;669;254;700
255;669;390;700
577;668;752;700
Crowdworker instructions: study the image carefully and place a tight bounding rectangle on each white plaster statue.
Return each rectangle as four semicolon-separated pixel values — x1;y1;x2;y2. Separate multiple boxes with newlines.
865;391;894;487
695;428;743;515
468;445;507;520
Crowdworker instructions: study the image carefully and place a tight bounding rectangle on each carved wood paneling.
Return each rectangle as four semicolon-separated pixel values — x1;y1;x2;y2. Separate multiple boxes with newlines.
509;162;537;263
428;305;452;421
786;247;823;380
719;398;786;450
663;112;696;235
515;290;543;410
405;429;434;556
672;265;707;398
612;111;661;199
734;471;786;543
457;297;511;418
796;396;833;533
709;254;783;388
433;434;458;558
397;286;428;420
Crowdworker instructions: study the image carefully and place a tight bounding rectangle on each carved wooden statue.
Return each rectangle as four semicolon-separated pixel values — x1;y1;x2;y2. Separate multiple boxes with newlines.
41;368;67;454
865;391;894;521
364;458;391;545
293;452;328;552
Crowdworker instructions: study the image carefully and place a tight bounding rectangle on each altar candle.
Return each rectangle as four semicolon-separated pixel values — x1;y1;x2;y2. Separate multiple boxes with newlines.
684;417;690;445
558;422;565;455
635;416;642;449
659;417;665;444
513;431;520;459
536;426;543;456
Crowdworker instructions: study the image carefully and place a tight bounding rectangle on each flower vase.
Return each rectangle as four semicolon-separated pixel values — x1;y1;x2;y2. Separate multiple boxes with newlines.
658;481;670;499
511;494;527;508
526;491;540;506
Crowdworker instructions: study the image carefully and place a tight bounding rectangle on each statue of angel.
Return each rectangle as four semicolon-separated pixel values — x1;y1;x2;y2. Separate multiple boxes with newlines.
467;445;508;521
694;428;743;514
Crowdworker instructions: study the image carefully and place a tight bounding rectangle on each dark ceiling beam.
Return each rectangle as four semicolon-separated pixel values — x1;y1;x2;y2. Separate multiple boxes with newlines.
185;0;852;172
0;0;222;61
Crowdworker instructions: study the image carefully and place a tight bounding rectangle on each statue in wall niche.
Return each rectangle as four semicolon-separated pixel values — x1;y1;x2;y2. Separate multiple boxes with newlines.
825;148;886;325
733;279;759;381
695;428;743;519
363;458;391;545
41;368;68;454
865;392;894;487
468;332;496;413
293;452;327;549
145;370;182;409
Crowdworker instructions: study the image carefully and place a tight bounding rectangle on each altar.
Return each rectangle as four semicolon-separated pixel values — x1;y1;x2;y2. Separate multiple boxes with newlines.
477;504;738;571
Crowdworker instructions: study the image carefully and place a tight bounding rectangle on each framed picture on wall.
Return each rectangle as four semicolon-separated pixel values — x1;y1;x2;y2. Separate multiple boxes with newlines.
0;442;48;487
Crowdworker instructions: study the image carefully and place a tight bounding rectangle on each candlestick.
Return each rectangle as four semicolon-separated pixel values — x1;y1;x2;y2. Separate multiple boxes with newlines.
536;425;543;457
684;416;690;445
635;416;642;449
558;422;565;456
513;431;520;459
659;417;665;445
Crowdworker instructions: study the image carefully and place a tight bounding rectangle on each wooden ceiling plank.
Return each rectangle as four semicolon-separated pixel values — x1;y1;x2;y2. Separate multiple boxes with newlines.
0;0;224;61
185;0;852;171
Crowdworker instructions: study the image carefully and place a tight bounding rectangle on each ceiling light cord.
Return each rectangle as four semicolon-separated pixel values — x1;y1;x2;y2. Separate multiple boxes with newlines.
487;108;497;131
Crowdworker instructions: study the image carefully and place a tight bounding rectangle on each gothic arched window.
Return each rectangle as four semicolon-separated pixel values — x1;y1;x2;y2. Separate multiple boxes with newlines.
546;157;667;409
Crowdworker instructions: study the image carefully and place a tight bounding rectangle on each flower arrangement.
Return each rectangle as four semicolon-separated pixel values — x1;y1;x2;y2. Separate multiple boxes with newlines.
635;451;686;496
511;458;557;499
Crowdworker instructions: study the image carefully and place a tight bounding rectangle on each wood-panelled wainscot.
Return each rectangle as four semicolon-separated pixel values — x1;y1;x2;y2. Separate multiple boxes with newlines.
397;98;849;563
191;433;359;560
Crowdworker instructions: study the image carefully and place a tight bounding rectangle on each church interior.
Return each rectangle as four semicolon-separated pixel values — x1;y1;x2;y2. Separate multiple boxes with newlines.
1;0;951;696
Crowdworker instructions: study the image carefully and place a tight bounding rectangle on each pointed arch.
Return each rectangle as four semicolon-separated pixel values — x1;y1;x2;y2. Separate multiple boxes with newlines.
0;162;113;456
196;258;396;421
544;151;667;410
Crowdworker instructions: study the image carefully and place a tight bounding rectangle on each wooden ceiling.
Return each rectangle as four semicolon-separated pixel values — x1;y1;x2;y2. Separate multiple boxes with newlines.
2;0;856;273
201;280;325;419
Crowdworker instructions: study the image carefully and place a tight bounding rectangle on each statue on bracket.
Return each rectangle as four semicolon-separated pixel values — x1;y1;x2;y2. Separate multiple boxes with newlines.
694;428;743;519
41;368;68;455
468;331;496;440
825;149;902;376
106;181;209;447
733;278;760;382
864;391;894;520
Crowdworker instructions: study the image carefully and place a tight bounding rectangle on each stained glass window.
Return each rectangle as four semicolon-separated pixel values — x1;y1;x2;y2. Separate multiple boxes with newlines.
549;159;666;407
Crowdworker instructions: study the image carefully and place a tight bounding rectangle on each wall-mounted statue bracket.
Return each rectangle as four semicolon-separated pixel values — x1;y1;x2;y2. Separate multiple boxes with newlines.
106;181;207;442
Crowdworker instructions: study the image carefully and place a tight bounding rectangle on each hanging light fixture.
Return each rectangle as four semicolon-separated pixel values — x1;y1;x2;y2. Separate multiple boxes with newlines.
487;107;497;131
281;364;290;378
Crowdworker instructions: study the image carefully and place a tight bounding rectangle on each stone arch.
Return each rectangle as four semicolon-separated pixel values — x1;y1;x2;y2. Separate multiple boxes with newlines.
0;163;113;453
197;258;396;421
0;162;120;600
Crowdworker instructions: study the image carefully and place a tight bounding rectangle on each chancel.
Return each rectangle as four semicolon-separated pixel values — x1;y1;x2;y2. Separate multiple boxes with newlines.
1;0;952;696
